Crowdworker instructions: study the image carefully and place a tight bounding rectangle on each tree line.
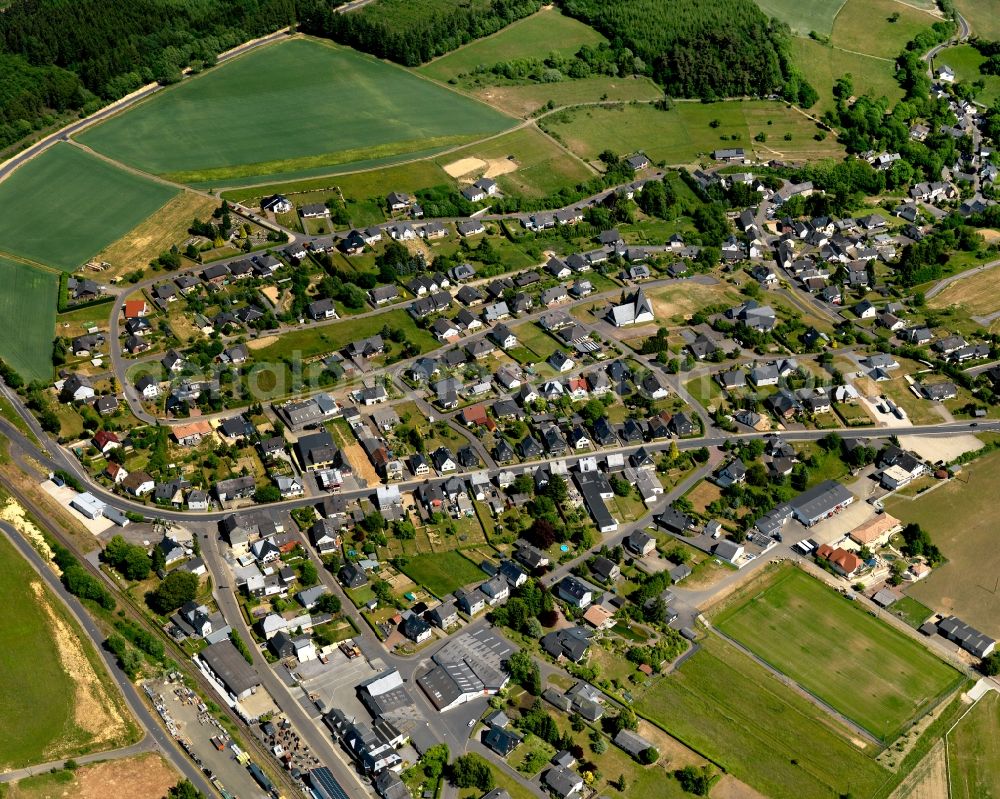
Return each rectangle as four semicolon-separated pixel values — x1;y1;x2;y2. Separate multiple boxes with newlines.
560;0;816;105
299;0;543;67
0;0;300;152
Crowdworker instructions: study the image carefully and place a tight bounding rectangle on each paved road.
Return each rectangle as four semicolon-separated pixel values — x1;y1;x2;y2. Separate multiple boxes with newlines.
199;531;376;798
0;522;215;797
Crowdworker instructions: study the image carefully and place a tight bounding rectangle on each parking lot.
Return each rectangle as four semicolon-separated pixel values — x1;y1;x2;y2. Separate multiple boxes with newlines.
294;647;380;720
146;677;269;799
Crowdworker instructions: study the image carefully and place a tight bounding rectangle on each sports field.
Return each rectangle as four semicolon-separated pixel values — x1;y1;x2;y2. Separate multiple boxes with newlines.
0;259;58;383
633;635;889;799
401;550;485;597
436;127;593;198
542;101;844;166
831;0;941;59
78;38;514;185
754;0;847;36
715;567;962;742
887;447;1000;639
948;692;1000;799
792;37;904;114
0;144;178;272
419;7;605;82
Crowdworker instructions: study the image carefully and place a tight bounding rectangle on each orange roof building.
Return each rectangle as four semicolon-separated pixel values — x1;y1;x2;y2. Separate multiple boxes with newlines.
582;604;615;630
849;513;902;547
816;544;862;577
123;300;147;319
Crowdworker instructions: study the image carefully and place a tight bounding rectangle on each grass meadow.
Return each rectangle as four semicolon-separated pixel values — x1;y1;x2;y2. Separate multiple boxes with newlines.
830;0;941;60
0;144;177;272
542;100;844;166
418;7;605;82
948;692;1000;799
633;634;890;799
249;309;437;362
0;258;58;382
888;447;1000;639
754;0;847;36
714;567;962;742
474;75;663;118
400;550;486;597
954;0;1000;40
0;533;138;769
791;38;904;114
77;38;514;185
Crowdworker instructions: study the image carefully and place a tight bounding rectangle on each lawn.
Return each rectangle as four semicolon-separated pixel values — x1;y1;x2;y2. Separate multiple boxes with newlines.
435;127;593;199
542;100;844;166
511;322;561;362
400;550;485;597
714;567;963;742
791;37;904;115
419;7;605;82
939;44;1000;106
78;38;514;185
0;258;58;382
646;280;741;323
889;595;934;628
0;144;178;272
948;692;1000;799
475;76;663;118
754;0;847;36
248;309;437;362
633;634;889;799
830;0;941;60
887;447;1000;639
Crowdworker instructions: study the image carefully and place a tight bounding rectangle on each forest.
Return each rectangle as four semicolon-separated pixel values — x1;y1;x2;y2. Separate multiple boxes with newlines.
0;0;300;152
560;0;816;105
298;0;544;67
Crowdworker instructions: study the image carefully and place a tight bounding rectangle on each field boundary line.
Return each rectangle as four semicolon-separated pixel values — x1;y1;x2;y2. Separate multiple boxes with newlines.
0;250;62;275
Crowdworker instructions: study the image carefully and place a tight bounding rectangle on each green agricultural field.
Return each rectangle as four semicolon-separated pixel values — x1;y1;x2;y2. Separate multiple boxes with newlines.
831;0;941;60
634;634;888;799
0;259;58;382
542;100;843;166
792;37;904;114
475;75;663;118
0;533;136;769
949;692;1000;799
754;0;846;36
714;567;962;742
249;309;437;362
78;38;514;185
419;7;605;82
436;127;593;198
940;44;1000;105
401;550;485;597
887;447;1000;639
0;144;177;272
